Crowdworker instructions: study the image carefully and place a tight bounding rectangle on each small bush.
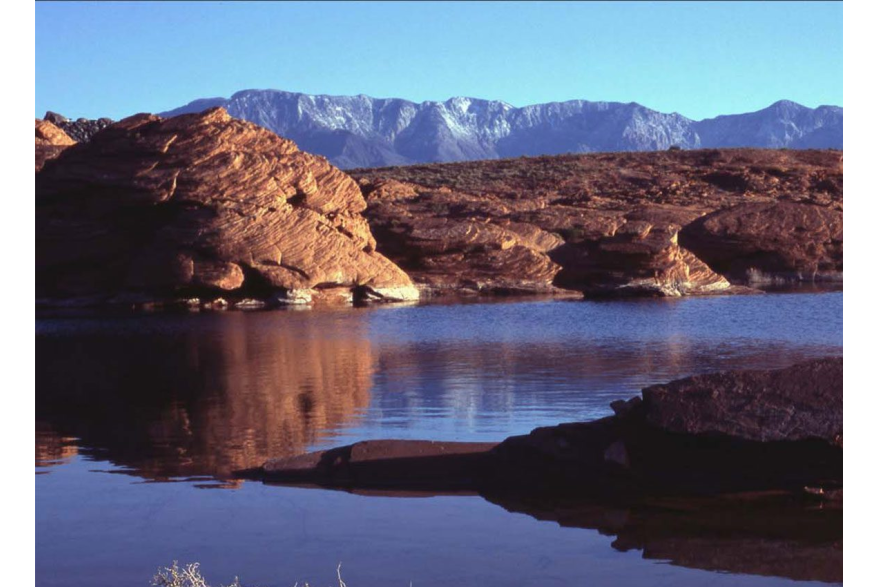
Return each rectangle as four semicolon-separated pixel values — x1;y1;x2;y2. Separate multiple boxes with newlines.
152;562;219;587
152;561;350;587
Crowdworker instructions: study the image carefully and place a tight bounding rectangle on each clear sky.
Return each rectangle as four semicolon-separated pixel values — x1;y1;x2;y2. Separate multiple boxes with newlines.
36;1;843;121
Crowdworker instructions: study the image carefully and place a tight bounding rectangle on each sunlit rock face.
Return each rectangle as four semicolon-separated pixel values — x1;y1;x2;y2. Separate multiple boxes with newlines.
354;148;842;295
680;201;843;284
36;313;375;483
36;108;417;305
35;119;75;171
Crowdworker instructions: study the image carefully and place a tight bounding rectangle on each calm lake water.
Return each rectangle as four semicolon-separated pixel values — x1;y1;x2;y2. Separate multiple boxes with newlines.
36;292;843;587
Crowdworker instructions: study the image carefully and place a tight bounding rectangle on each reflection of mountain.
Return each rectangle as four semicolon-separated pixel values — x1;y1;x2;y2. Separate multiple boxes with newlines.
36;312;374;482
487;493;841;584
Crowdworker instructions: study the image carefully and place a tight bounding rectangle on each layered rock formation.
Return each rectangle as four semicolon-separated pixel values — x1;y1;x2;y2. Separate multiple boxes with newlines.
354;148;843;295
35;119;75;171
34;107;842;302
36;108;418;306
680;201;843;284
255;358;842;499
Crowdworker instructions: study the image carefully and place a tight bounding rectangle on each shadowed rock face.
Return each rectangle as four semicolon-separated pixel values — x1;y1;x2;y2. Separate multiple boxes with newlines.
36;108;417;305
641;357;842;443
354;149;842;295
35;119;75;171
257;358;842;498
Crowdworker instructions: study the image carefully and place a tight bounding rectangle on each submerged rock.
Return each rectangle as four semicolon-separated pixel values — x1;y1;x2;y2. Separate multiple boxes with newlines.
36;108;418;305
262;440;498;490
255;358;842;499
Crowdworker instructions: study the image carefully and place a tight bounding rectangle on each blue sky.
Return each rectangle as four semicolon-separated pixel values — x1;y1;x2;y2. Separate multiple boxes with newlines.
36;1;842;120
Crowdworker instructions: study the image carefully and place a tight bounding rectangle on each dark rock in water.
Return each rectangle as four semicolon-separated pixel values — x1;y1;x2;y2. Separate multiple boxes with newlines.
262;440;498;490
641;357;842;444
489;358;842;497
680;202;843;285
256;358;842;499
36;108;418;305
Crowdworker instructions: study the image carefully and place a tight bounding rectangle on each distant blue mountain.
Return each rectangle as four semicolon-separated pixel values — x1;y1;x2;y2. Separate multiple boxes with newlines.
163;90;843;169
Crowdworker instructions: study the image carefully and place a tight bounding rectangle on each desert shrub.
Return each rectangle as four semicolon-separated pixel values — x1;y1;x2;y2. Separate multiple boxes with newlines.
152;562;349;587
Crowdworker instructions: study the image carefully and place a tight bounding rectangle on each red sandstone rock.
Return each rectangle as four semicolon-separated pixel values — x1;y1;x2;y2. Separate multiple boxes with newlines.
679;202;843;284
353;149;843;295
36;108;417;304
35;119;75;171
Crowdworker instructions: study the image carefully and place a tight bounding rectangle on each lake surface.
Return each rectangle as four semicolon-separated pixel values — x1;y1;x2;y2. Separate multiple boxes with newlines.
36;292;843;587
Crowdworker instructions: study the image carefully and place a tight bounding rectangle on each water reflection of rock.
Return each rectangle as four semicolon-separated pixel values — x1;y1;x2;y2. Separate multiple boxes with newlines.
372;339;839;421
484;493;841;584
36;313;374;482
35;423;78;468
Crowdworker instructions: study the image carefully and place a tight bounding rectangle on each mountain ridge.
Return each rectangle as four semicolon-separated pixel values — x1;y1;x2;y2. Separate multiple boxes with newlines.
152;90;839;168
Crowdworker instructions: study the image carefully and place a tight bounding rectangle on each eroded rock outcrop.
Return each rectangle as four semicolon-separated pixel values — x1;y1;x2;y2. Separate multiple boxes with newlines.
35;119;75;171
255;358;842;498
354;149;843;295
36;108;417;305
680;201;843;284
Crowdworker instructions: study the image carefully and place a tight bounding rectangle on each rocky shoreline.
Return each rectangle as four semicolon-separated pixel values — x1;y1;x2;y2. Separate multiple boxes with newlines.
36;109;842;307
354;149;842;297
248;358;842;500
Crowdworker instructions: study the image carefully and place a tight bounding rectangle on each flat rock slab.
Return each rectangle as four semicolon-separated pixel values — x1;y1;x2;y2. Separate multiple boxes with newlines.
262;440;498;490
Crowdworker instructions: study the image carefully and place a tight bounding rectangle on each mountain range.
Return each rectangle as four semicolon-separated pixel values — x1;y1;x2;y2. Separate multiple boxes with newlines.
154;90;839;169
